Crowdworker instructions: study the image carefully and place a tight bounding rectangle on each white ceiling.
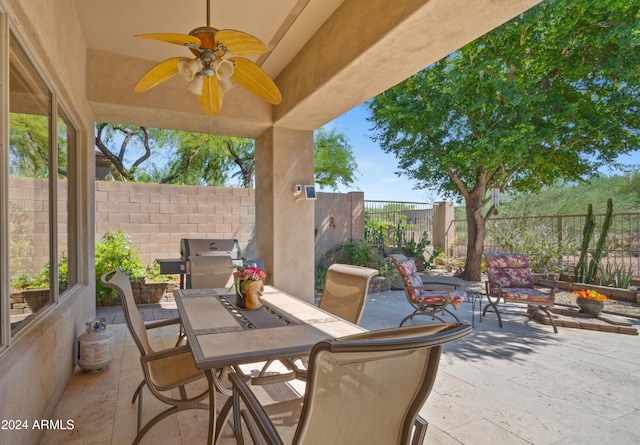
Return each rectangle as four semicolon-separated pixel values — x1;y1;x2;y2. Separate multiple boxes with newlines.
74;0;345;80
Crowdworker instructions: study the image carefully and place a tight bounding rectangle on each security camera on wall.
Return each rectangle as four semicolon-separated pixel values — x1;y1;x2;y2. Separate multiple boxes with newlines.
294;184;316;200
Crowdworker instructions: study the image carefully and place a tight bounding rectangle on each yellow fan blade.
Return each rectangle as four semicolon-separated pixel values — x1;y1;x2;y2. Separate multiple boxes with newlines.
229;58;282;104
197;77;224;116
135;33;202;47
134;57;182;93
215;29;267;56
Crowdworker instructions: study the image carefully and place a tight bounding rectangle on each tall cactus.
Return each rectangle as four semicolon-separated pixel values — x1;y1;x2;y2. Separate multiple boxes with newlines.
586;198;614;284
574;204;595;283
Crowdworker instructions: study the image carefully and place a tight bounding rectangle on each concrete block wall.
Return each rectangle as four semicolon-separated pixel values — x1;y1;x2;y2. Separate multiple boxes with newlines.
95;181;258;266
10;179;366;274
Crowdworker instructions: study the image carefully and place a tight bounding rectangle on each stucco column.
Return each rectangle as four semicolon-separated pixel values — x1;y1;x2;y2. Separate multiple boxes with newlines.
432;201;454;255
255;126;315;302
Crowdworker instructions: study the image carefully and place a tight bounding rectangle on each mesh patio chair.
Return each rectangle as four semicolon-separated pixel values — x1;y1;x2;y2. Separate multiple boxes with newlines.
244;263;379;384
101;270;209;445
482;253;558;333
222;322;472;445
390;254;465;326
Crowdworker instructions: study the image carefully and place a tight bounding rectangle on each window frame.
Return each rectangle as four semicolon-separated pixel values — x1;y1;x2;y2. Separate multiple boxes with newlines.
0;20;80;348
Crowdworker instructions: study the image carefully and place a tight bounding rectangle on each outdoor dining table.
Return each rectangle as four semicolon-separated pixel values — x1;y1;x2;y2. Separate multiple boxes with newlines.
173;285;366;445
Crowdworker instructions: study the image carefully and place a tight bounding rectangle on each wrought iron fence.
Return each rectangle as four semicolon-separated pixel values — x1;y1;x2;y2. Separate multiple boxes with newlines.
364;200;433;248
450;212;640;278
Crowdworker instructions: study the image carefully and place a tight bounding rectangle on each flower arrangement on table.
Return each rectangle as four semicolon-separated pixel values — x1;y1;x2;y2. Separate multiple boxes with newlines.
570;289;609;302
232;264;267;309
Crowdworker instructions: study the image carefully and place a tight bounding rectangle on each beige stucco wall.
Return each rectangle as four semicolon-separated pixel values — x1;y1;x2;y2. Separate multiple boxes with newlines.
0;1;95;444
314;191;365;265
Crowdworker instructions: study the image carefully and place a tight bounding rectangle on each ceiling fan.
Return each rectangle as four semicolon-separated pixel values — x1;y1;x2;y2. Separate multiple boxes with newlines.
133;0;282;116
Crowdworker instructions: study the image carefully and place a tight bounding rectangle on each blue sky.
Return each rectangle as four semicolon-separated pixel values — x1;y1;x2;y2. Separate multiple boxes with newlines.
325;103;640;203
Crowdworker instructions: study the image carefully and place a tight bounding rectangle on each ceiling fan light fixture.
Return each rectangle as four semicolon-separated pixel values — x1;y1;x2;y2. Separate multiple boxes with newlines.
187;75;205;95
213;59;234;81
178;58;202;81
218;78;236;93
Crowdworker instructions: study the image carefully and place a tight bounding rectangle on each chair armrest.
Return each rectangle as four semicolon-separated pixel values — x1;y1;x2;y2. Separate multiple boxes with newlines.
421;280;459;289
144;317;182;330
410;284;458;292
535;283;558;292
140;344;194;364
229;372;285;445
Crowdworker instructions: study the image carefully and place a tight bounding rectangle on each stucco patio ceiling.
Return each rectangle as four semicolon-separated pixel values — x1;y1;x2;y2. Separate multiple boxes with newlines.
75;0;542;138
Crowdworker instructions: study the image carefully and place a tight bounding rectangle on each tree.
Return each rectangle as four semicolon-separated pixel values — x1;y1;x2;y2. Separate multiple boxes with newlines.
314;127;359;190
95;123;359;189
155;132;238;186
368;0;639;280
95;123;244;186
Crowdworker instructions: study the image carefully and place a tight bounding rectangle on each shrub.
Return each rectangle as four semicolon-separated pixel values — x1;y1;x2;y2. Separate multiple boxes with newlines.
95;230;145;302
144;260;178;282
489;219;578;274
324;240;379;268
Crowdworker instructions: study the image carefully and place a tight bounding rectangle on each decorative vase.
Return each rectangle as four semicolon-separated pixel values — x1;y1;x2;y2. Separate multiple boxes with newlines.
576;297;605;315
235;279;264;310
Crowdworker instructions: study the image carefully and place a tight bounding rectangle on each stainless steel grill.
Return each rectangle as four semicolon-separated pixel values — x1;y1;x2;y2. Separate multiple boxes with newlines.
157;238;242;289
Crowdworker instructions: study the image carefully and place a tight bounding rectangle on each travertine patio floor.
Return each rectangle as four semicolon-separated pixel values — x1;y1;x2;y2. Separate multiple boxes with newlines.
42;278;640;445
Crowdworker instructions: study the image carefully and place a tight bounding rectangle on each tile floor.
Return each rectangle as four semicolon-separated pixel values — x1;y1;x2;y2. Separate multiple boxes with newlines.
42;278;640;445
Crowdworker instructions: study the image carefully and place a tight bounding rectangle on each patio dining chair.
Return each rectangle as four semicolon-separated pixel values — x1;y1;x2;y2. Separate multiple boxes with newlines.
482;253;558;333
390;254;465;326
101;270;209;445
223;322;472;445
244;263;379;384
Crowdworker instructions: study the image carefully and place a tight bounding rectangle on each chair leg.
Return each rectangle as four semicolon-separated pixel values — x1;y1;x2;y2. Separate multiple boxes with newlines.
411;415;428;445
213;367;232;396
537;305;559;333
482;297;503;328
132;380;146;404
137;388;143;432
232;381;245;445
215;395;234;443
400;310;446;327
175;323;186;347
133;402;210;445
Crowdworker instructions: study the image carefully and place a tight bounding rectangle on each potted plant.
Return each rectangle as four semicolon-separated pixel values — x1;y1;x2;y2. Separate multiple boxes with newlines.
571;289;609;315
232;264;267;309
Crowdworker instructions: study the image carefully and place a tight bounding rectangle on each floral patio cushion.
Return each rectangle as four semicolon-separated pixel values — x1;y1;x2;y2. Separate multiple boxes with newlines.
396;259;465;308
485;253;535;290
414;291;466;308
500;287;554;303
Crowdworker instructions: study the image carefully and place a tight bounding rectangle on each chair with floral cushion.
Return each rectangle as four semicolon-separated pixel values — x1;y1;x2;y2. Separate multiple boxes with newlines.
390;254;466;326
482;253;558;333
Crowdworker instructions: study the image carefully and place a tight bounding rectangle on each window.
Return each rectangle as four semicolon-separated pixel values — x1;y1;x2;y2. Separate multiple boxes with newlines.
5;32;78;336
57;108;77;294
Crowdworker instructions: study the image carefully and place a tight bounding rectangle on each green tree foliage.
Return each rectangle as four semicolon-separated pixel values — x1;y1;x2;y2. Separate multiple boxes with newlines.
150;132;239;187
314;127;358;190
9;113;49;178
96;123;358;189
368;0;639;280
10;113;71;178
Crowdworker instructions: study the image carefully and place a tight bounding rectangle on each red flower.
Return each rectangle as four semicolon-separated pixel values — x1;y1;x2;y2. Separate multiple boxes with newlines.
233;265;266;282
